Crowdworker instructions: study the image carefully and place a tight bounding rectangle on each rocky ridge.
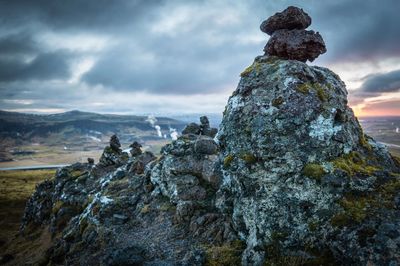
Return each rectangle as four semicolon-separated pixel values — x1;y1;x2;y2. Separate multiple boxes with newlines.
6;5;400;266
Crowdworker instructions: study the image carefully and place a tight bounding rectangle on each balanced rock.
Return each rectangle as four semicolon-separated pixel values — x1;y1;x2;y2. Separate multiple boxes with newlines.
265;29;326;62
98;135;128;167
261;6;326;62
218;55;400;264
260;6;311;35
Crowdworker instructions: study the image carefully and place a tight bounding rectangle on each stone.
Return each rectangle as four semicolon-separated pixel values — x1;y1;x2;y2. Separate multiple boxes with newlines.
218;54;400;264
109;134;121;152
264;29;326;62
129;141;142;157
182;122;201;135
194;137;219;155
87;158;94;164
260;6;311;35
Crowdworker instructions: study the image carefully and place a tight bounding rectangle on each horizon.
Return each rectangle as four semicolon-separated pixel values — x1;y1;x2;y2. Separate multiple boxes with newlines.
0;0;400;116
2;108;400;120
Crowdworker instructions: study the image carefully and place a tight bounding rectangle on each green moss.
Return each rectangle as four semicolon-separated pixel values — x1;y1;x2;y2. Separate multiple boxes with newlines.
272;96;284;107
240;61;264;77
223;154;234;167
296;83;311;94
314;83;328;102
331;151;379;176
302;163;326;181
359;134;373;152
205;240;245;266
340;197;367;223
296;82;329;102
240;64;254;77
240;153;257;164
330;197;368;227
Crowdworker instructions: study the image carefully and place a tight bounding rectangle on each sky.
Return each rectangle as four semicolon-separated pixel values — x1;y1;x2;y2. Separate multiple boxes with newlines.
0;0;399;117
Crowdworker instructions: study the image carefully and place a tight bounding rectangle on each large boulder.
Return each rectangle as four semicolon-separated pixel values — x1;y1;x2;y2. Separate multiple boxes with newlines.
218;55;400;265
264;29;326;62
260;6;311;35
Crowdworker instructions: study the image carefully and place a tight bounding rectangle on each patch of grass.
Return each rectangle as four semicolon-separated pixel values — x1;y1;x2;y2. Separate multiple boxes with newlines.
0;169;55;256
205;240;245;266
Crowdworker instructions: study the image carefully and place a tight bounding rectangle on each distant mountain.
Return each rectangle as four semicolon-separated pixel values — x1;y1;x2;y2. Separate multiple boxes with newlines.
0;110;185;138
0;110;187;163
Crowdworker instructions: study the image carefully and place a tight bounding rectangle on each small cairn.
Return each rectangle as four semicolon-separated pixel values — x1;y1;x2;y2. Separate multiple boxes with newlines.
261;6;326;62
181;116;218;138
129;141;143;157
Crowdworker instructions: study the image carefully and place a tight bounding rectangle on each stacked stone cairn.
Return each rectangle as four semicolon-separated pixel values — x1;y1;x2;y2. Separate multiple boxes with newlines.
261;6;326;62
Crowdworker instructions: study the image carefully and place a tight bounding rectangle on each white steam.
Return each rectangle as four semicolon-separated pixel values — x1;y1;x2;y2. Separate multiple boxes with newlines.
146;114;163;138
169;127;178;140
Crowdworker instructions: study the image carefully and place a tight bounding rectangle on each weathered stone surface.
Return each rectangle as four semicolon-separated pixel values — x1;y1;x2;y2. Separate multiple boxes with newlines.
264;29;326;62
195;137;219;155
260;6;311;35
219;55;400;265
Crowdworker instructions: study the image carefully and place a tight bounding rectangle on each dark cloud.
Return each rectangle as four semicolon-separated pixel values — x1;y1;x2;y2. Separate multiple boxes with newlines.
0;50;71;82
361;70;400;94
0;0;399;113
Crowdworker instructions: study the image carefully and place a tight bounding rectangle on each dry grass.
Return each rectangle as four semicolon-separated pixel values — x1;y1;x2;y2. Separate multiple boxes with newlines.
0;169;55;255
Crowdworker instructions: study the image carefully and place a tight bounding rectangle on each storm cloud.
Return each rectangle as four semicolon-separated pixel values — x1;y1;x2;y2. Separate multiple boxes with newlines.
0;0;399;114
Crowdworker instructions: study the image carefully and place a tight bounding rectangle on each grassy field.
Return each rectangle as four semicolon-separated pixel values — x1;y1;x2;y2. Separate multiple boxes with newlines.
0;169;55;253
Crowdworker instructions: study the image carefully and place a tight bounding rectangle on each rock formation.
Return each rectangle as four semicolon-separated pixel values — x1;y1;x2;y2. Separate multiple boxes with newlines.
7;6;400;266
220;54;400;264
98;135;129;167
182;116;218;138
261;6;326;62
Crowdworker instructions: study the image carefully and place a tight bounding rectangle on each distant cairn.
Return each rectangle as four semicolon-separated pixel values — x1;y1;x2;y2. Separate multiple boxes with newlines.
261;6;326;62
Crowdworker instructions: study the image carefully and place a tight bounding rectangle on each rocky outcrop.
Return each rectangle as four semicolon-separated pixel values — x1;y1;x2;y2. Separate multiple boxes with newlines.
261;6;326;62
17;117;238;265
219;56;400;265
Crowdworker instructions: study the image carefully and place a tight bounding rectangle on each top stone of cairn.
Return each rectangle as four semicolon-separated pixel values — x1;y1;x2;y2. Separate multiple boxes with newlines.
260;6;311;35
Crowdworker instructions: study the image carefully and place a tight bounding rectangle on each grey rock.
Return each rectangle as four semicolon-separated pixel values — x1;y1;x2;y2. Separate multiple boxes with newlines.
260;6;311;35
182;123;201;135
219;54;400;264
194;137;219;155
